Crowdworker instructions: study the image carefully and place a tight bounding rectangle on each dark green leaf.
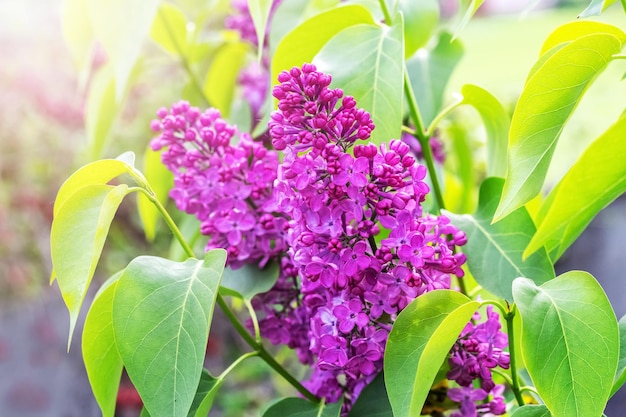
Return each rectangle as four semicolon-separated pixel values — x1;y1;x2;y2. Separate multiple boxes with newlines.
219;260;280;300
262;397;342;417
406;31;463;127
82;272;123;417
347;372;392;417
494;33;623;221
188;369;221;417
513;272;619;417
445;178;554;301
314;18;404;145
51;184;129;341
271;4;374;86
384;290;478;417
525;116;626;260
112;250;226;417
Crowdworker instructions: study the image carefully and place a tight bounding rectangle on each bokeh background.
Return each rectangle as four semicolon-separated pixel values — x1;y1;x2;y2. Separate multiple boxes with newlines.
0;0;624;415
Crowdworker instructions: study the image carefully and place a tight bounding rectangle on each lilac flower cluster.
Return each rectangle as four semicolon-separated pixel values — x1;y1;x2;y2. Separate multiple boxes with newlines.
150;101;285;268
259;64;467;409
447;306;509;416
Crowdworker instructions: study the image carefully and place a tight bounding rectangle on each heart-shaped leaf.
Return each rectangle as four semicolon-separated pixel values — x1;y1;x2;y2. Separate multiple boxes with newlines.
513;272;619;417
384;290;478;417
271;4;374;87
82;272;124;417
494;33;623;221
112;250;226;417
445;178;554;300
51;183;130;341
314;18;404;145
525;115;626;260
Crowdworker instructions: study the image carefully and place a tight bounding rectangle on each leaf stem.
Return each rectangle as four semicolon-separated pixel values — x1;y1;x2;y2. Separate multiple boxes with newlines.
504;303;525;406
425;93;464;136
141;187;319;402
404;68;446;212
218;351;259;380
378;0;392;24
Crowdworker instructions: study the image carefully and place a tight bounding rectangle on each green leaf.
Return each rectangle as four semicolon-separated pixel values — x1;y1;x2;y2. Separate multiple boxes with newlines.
445;178;554;300
219;260;280;300
204;41;250;116
347;372;392;417
314;18;404;145
51;184;130;342
137;146;174;242
82;272;124;417
151;3;190;56
494;33;623;221
87;0;161;98
384;290;479;417
188;370;221;417
453;0;486;39
459;84;510;178
539;21;626;56
579;0;617;17
611;315;626;397
398;0;438;58
269;0;340;56
53;155;138;219
510;405;552;417
85;67;120;159
271;5;375;86
112;251;226;417
513;272;619;417
406;31;463;127
262;397;342;417
248;0;274;58
524;116;626;260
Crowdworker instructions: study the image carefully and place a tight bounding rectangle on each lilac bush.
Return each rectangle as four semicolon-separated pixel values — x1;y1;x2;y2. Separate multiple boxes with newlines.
50;1;626;417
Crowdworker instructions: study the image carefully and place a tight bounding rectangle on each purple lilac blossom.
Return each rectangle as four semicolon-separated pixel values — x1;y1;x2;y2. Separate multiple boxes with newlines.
265;63;468;412
402;129;446;164
150;64;503;415
150;101;285;269
447;306;509;416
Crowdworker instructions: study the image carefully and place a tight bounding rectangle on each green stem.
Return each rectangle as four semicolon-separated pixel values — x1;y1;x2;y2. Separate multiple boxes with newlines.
139;187;319;403
404;69;445;212
157;7;211;107
505;303;525;406
218;351;259;380
378;0;392;23
425;94;464;136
